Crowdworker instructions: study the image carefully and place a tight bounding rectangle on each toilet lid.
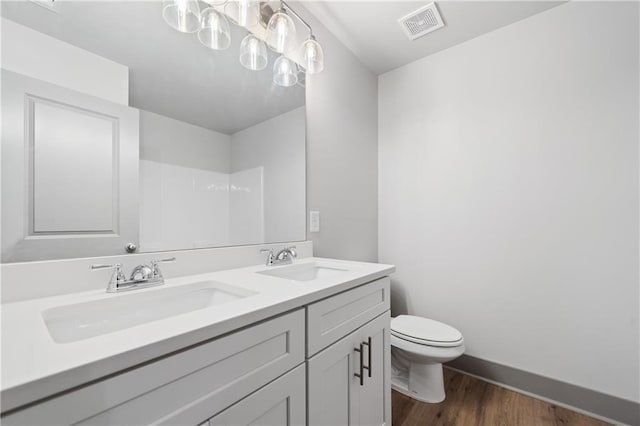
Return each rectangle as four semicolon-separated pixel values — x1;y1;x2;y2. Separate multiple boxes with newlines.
391;315;463;347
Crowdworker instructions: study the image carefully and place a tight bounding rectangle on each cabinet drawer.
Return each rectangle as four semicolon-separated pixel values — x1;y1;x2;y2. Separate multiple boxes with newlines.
3;309;305;426
307;277;390;356
208;363;306;426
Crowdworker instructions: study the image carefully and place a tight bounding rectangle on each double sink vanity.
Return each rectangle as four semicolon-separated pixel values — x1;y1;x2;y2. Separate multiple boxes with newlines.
1;254;395;425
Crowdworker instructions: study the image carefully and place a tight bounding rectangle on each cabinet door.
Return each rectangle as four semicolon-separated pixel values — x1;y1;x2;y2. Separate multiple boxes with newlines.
357;312;391;426
307;328;361;426
308;311;391;426
209;364;306;426
1;70;139;262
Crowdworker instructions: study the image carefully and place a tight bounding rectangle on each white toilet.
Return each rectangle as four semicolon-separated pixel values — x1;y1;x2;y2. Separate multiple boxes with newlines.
390;315;465;403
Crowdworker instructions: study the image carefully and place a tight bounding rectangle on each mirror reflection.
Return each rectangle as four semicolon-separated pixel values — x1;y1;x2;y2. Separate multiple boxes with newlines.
1;1;306;262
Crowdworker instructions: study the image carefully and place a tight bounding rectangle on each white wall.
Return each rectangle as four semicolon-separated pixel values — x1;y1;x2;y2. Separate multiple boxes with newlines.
229;167;265;246
231;107;305;244
140;110;231;173
139;160;231;251
139;111;233;251
379;1;639;402
299;4;379;262
140;111;269;250
0;18;128;105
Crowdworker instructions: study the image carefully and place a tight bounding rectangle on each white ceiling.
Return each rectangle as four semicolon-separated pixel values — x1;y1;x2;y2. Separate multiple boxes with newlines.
303;1;565;75
2;0;566;130
1;1;305;134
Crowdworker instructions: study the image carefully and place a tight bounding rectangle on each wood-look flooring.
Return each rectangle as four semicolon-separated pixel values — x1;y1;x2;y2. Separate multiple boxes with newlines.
392;369;610;426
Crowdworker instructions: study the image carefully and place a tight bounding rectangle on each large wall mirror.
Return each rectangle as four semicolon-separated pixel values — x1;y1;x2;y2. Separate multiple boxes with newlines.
1;1;307;262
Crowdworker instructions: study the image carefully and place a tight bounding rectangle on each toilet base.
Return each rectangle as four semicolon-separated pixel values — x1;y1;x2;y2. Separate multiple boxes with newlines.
392;378;444;404
391;350;446;403
390;317;465;404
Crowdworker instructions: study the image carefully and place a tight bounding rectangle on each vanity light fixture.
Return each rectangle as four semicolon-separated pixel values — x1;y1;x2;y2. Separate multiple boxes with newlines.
265;7;297;53
198;7;231;50
273;55;298;87
301;34;324;74
236;0;253;27
161;0;325;86
227;0;259;28
239;34;268;70
162;0;202;33
277;1;325;76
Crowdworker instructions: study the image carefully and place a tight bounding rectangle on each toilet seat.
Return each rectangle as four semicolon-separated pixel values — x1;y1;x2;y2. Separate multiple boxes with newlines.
391;315;463;348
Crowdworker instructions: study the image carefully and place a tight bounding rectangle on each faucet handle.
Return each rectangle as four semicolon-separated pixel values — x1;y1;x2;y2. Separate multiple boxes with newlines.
286;246;297;257
260;248;275;266
91;263;126;285
150;257;176;278
90;263;118;270
151;257;176;264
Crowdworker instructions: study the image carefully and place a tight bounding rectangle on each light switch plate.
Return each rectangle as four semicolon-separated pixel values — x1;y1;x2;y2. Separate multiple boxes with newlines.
309;211;320;233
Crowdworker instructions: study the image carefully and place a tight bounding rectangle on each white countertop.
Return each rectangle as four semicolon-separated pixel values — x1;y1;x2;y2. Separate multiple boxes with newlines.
1;257;394;412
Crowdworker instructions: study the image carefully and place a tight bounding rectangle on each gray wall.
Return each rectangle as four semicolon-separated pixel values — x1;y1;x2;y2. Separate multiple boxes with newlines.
379;1;639;402
231;107;306;244
299;3;379;262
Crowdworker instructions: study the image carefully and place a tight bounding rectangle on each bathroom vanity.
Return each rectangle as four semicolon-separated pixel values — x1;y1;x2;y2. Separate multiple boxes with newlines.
0;3;393;424
1;257;395;425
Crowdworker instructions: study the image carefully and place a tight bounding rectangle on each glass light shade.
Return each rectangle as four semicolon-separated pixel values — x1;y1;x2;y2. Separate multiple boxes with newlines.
266;10;297;53
239;34;268;71
273;55;298;87
198;8;231;50
162;0;201;33
225;0;259;27
301;36;324;74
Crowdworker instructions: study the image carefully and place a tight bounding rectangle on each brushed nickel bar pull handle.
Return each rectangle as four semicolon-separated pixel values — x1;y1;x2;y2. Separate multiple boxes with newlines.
362;337;372;378
354;343;364;386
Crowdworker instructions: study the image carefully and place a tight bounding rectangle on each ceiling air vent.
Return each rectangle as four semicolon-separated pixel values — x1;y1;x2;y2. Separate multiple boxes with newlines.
398;2;445;41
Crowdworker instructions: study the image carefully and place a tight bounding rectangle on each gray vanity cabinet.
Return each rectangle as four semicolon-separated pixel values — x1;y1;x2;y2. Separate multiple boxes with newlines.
207;364;306;426
2;310;305;425
308;325;361;425
356;313;391;426
1;278;392;426
307;277;392;426
307;312;391;426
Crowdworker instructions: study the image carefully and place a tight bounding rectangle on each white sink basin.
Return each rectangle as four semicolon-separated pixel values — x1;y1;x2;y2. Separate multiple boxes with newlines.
42;281;256;343
257;261;350;282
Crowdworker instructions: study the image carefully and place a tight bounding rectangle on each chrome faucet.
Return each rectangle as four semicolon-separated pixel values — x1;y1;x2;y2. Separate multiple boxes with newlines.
91;257;176;293
260;246;297;266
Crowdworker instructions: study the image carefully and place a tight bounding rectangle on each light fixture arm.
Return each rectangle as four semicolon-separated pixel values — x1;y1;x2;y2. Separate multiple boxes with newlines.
281;0;313;36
